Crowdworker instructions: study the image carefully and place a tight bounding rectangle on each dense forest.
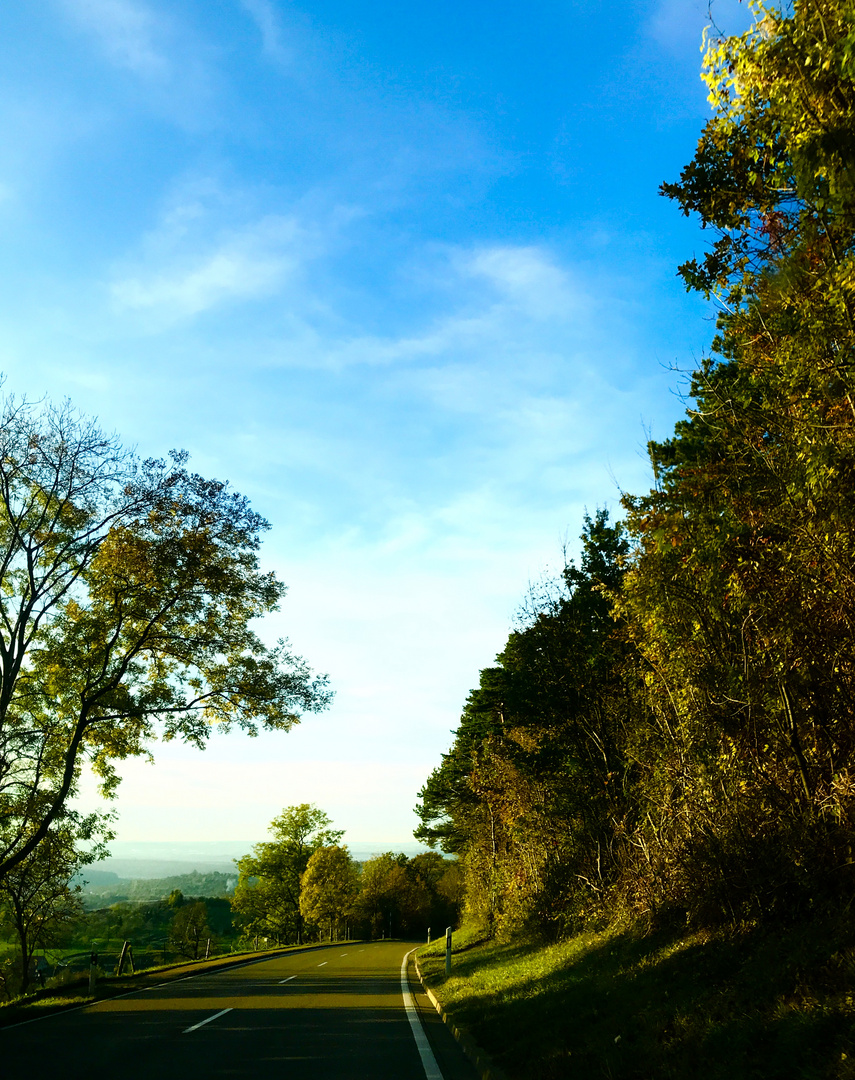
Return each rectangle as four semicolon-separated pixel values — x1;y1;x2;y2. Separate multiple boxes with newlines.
416;0;855;938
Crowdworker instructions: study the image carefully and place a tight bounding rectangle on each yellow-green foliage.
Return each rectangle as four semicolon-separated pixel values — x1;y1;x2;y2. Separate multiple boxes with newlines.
416;0;855;938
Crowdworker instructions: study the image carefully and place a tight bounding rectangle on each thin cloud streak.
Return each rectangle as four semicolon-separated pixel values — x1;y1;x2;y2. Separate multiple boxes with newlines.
240;0;293;66
58;0;171;78
110;205;317;322
113;239;294;317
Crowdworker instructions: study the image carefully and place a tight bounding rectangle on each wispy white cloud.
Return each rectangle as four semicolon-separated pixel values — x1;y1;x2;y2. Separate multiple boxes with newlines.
461;245;583;321
111;199;315;321
252;242;599;377
58;0;170;78
113;231;294;316
240;0;292;66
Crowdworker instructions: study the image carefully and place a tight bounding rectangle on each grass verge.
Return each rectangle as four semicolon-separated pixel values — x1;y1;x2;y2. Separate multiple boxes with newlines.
0;940;338;1028
417;917;855;1079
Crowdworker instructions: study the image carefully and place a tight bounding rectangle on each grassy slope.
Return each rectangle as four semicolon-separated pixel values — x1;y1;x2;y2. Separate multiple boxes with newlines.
418;918;855;1080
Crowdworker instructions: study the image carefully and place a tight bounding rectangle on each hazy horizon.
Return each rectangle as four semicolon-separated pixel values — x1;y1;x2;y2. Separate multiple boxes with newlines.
96;838;433;879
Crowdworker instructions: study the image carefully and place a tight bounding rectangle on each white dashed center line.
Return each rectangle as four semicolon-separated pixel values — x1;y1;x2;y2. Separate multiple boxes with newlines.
183;1008;233;1034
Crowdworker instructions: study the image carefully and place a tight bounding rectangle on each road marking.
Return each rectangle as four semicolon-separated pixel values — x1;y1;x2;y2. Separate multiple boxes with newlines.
278;976;297;985
183;1007;233;1034
0;944;343;1031
317;961;328;967
340;952;348;956
401;949;444;1080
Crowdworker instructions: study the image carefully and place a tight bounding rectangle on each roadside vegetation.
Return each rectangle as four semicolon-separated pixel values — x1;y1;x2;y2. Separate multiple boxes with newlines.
416;4;855;1077
0;801;462;1002
418;915;855;1080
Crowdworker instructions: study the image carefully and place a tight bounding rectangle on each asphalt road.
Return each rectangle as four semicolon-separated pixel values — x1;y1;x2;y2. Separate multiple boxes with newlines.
1;941;478;1080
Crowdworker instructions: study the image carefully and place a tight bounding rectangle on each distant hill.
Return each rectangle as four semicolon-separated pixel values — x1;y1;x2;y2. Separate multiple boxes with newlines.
75;840;433;909
72;868;122;886
94;858;239;880
96;841;254;878
92;840;430;880
77;869;238;908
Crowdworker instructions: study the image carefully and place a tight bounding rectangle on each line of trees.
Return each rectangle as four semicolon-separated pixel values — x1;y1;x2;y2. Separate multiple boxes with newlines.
231;804;461;943
416;1;855;937
0;801;461;1000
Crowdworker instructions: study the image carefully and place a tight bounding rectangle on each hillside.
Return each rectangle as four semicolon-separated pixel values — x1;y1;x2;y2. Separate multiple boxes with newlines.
75;870;237;908
418;917;855;1080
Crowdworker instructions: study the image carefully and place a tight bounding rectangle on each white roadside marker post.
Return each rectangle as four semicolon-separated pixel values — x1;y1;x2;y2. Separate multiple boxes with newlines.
88;951;98;997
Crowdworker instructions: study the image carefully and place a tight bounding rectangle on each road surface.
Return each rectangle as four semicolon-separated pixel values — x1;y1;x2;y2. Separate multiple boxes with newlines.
2;940;478;1080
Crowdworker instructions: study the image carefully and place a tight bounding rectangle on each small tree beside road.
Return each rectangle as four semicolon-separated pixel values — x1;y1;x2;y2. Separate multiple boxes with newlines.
170;901;212;960
0;810;108;995
232;805;343;945
299;846;359;940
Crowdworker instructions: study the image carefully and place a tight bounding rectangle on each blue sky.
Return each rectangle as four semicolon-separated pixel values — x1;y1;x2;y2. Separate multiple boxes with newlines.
1;0;748;847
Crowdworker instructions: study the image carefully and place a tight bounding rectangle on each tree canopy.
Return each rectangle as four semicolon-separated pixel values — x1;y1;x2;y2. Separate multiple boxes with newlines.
232;804;343;944
417;0;855;934
0;394;331;886
299;845;359;938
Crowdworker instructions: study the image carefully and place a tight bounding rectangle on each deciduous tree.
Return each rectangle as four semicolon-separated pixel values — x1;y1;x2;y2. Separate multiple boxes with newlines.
0;394;332;887
170;900;211;960
299;845;358;940
0;810;109;994
231;804;342;944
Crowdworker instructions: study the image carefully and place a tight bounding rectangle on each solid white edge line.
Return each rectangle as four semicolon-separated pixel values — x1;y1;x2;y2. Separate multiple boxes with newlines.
401;948;444;1080
182;1007;233;1034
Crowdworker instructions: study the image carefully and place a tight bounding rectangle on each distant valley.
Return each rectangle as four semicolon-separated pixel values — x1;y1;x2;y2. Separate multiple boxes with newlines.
75;840;430;908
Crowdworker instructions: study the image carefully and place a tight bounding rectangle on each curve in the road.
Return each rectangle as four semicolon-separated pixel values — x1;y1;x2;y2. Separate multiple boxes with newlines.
1;941;474;1080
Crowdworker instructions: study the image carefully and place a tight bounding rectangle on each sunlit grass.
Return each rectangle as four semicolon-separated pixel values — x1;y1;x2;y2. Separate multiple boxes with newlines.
418;918;855;1079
